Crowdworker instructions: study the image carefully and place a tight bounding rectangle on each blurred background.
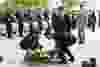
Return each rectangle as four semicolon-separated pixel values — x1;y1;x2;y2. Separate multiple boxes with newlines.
0;0;100;67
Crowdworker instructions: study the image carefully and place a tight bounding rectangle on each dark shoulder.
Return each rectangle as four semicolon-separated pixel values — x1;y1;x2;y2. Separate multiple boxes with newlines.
19;33;33;50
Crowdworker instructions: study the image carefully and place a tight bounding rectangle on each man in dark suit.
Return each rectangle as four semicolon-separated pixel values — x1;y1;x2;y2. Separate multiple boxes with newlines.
19;22;41;51
0;8;15;38
49;12;77;63
7;9;15;38
16;9;24;37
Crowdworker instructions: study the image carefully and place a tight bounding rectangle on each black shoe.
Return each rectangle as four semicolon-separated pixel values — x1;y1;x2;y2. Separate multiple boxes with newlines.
19;34;24;37
68;56;74;63
7;35;13;39
0;56;3;63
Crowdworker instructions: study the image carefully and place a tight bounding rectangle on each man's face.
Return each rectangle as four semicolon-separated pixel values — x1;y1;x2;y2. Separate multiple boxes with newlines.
32;21;40;31
42;21;48;30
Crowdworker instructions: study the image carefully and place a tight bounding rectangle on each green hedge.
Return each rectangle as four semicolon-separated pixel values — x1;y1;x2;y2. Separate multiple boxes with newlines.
32;48;48;64
16;0;48;8
64;0;80;16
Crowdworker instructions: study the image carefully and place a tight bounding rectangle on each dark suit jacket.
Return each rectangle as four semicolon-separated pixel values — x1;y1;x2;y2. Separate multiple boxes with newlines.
52;14;66;32
52;14;72;32
53;33;77;48
0;16;8;24
19;33;41;50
